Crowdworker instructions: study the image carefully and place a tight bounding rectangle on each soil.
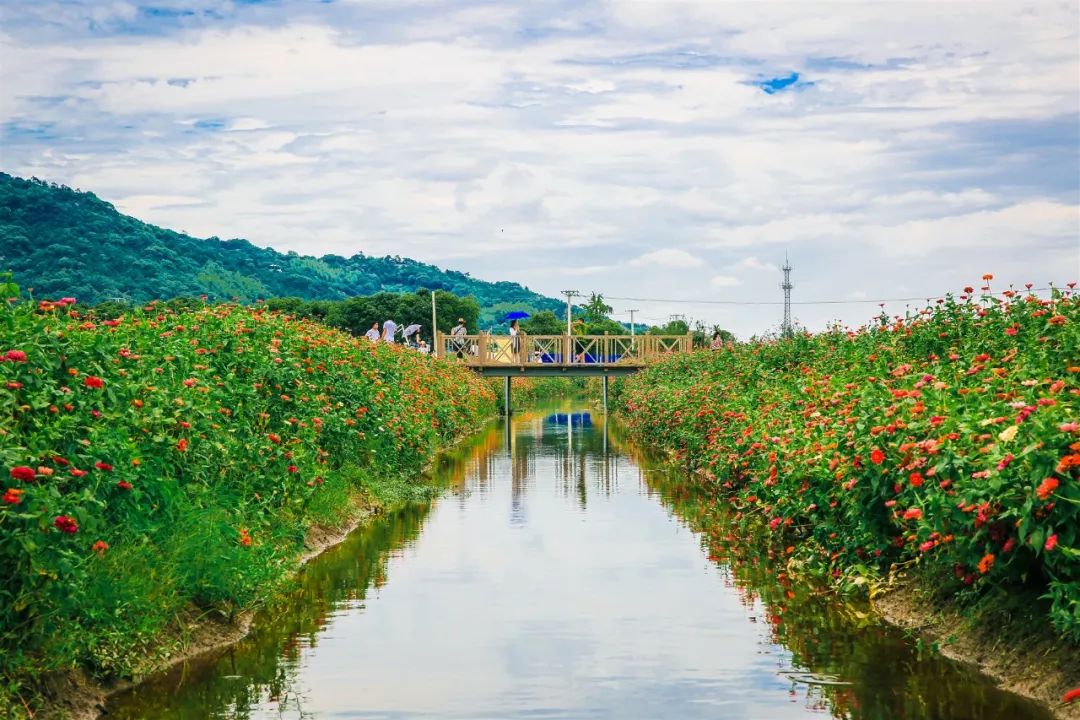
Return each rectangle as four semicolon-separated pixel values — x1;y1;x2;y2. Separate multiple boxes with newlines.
873;574;1080;719
36;501;376;720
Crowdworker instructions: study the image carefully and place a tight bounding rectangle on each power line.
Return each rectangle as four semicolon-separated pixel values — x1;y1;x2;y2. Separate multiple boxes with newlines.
605;286;1057;307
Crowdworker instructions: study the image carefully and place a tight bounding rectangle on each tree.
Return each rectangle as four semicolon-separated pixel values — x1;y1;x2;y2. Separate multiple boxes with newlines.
521;310;564;335
583;292;613;324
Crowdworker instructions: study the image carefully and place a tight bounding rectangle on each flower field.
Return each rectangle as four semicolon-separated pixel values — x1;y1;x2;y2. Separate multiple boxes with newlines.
0;279;494;708
615;282;1080;642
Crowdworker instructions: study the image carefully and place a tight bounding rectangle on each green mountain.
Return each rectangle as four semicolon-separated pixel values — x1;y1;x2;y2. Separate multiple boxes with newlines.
0;173;563;322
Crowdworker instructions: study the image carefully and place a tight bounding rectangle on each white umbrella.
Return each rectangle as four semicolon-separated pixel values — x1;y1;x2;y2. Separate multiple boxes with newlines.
402;324;421;337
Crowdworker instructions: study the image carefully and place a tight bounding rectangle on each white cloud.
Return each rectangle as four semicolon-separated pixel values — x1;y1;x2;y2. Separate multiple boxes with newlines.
629;249;705;268
1;0;1076;339
709;275;741;287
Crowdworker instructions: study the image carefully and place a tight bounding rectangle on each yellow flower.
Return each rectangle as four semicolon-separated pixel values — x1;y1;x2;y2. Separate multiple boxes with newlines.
998;425;1018;443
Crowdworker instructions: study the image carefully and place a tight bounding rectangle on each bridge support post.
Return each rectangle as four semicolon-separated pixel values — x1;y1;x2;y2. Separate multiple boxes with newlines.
504;376;511;416
602;374;608;414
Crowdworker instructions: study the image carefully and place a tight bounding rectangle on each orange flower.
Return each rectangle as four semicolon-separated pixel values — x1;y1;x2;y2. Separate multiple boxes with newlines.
982;273;993;281
977;553;994;574
1036;477;1058;500
92;540;109;557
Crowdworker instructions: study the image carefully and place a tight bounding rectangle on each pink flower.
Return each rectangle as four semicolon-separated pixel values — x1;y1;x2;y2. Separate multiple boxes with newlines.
3;350;27;362
1060;422;1079;433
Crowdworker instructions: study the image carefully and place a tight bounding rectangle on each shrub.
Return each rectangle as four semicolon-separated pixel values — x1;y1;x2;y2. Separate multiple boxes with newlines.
617;282;1079;641
0;284;494;706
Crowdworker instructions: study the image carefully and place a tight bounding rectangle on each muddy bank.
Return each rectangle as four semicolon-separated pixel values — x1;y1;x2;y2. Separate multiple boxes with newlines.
873;575;1080;720
39;501;377;720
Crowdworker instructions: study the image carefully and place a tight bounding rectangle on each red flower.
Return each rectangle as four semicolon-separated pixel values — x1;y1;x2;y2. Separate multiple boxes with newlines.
95;461;113;471
3;488;24;505
176;438;189;452
903;508;923;520
996;454;1015;471
54;515;78;534
70;468;87;477
981;273;993;281
1045;534;1058;552
1064;688;1080;704
908;472;924;488
3;350;27;362
9;466;35;482
1036;477;1059;500
83;375;104;389
288;464;298;473
870;448;885;465
92;540;109;557
267;433;282;444
116;480;133;491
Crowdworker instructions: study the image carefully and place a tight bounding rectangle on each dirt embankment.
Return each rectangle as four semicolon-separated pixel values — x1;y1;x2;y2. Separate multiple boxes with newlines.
873;574;1080;720
38;503;376;720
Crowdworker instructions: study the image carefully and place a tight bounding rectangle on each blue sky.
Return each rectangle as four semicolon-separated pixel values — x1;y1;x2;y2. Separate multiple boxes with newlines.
1;0;1077;336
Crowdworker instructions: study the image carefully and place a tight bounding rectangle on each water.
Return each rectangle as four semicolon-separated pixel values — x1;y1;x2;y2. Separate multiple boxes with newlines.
105;404;1051;720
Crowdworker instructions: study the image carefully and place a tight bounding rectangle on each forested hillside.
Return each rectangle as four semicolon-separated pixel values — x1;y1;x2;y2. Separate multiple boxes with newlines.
0;173;563;322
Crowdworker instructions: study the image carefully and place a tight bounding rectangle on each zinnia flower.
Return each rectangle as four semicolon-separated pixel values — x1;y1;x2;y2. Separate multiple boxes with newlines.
903;508;923;520
1045;534;1058;552
1036;477;1059;500
3;350;27;362
116;480;133;491
870;448;885;465
54;515;78;534
9;466;35;482
95;461;113;471
1063;688;1080;704
909;472;924;488
3;488;24;504
977;553;995;574
83;376;104;389
92;540;109;557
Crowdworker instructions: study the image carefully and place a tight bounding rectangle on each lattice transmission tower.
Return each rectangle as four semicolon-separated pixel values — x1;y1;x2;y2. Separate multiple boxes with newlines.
780;254;794;336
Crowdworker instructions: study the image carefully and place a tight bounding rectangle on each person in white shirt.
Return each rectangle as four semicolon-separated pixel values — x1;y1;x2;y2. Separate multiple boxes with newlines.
382;319;397;343
365;322;380;342
509;319;521;363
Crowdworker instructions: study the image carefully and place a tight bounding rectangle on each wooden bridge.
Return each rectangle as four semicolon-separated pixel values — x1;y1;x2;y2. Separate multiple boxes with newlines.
434;333;692;376
433;332;693;413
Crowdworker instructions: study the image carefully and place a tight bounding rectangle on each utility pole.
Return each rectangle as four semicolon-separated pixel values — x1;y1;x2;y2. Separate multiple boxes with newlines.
561;290;580;335
627;309;639;337
780;253;794;336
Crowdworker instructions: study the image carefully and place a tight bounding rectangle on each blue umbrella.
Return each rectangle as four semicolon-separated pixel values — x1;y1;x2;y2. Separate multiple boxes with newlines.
503;311;530;321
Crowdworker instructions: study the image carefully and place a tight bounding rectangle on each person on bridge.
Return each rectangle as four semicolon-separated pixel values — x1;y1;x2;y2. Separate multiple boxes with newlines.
382;318;397;343
365;322;380;343
509;319;522;363
710;331;724;351
402;323;421;348
451;317;467;359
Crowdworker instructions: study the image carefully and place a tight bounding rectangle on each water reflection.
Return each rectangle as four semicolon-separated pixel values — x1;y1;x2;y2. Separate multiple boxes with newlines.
105;404;1051;720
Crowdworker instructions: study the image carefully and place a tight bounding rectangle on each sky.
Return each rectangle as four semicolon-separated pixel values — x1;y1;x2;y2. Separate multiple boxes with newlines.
1;0;1078;337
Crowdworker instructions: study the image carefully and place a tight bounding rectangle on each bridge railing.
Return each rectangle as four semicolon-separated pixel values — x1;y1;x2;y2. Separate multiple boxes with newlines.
433;332;692;366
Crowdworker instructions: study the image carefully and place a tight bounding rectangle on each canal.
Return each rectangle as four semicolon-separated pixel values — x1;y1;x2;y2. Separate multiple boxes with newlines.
105;403;1051;719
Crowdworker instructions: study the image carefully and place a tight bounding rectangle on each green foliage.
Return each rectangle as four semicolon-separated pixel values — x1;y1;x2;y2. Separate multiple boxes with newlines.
0;174;563;324
521;310;564;335
583;293;613;324
616;284;1080;642
0;288;495;711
